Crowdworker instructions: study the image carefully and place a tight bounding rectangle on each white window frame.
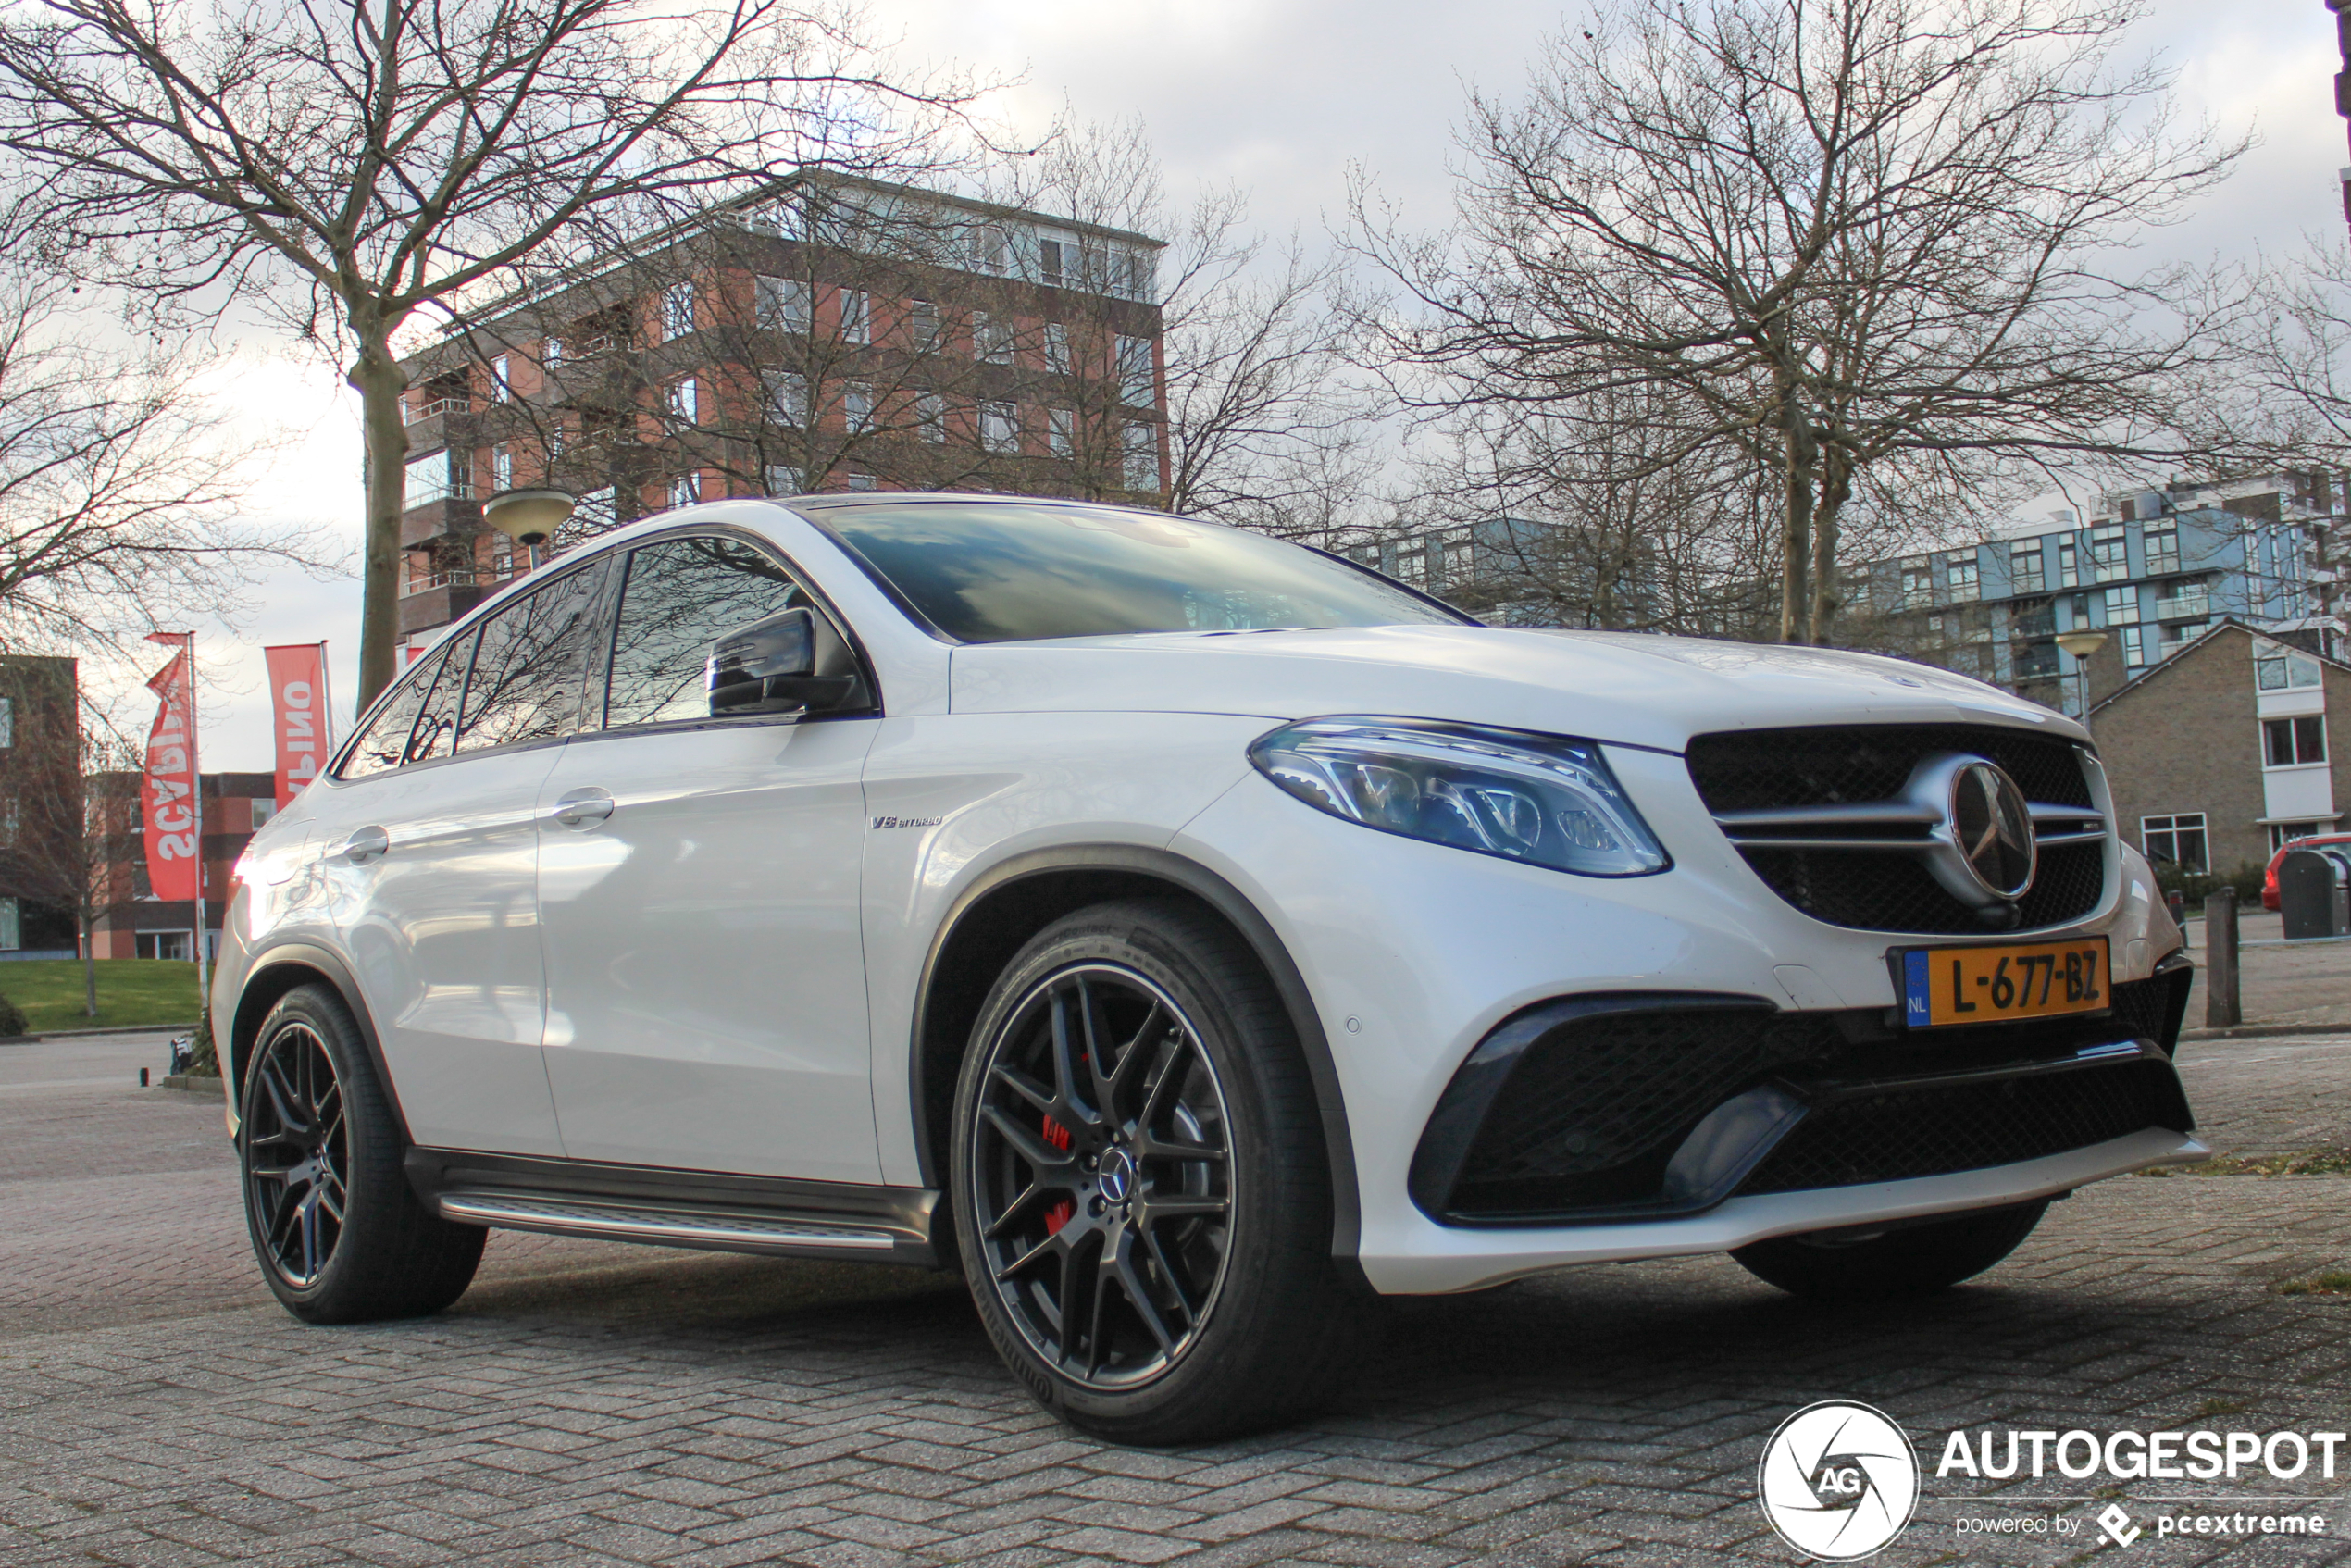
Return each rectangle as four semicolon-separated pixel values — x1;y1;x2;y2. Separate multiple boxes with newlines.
981;401;1019;454
756;276;813;333
838;288;870;345
660;281;695;342
2141;813;2209;874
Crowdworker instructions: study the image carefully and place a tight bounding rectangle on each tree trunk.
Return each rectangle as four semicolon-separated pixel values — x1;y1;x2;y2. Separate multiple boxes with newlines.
1810;457;1852;645
80;907;96;1016
348;331;411;712
1779;390;1817;645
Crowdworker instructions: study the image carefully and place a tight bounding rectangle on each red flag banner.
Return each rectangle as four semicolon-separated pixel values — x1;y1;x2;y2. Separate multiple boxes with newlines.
142;636;200;902
263;643;330;808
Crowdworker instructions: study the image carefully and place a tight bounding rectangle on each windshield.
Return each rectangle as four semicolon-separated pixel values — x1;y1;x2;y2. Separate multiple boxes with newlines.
818;501;1469;643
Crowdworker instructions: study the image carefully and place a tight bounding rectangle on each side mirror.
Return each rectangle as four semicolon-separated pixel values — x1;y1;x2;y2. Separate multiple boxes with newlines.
705;608;855;716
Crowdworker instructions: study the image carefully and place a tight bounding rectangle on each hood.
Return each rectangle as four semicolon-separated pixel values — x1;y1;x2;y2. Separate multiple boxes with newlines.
947;625;2083;753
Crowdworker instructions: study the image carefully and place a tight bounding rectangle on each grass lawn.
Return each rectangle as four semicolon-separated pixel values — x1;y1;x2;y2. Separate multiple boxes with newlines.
0;959;203;1035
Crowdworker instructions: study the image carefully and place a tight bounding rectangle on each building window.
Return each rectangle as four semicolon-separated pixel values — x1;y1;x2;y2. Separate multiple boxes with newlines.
2059;541;2078;587
2144;525;2179;574
2256;651;2322;690
1898;556;1932;607
756;276;812;333
975;311;1013;365
1396;547;1427;587
2270;821;2328;853
667;377;698;425
0;897;19;952
838;288;870;344
917;391;945;444
842;382;874;435
1048;407;1075;457
541;337;564;370
2102;585;2139;625
667;472;700;508
0;696;13;748
1044;322;1071;375
404;449;464;505
2120;625;2146;666
1040;238;1064;288
765;370;807;428
1441;529;1474;585
1116;334;1154;406
490;354;512;403
2264;716;2327;767
968;222;1009;276
2154;581;2210;620
981;401;1019;454
910;299;940;354
2009;543;2045;594
1123;422;1160;491
765;465;803;496
2142;814;2209;873
2088;524;2128;582
660;281;695;342
1947;552;1979;603
845;471;880;492
492;444;514;492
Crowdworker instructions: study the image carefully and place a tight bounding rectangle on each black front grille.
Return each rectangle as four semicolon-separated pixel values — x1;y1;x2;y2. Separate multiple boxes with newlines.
1687;725;2093;813
1739;840;2106;935
1687;725;2106;934
1735;1057;2191;1196
1415;965;2194;1224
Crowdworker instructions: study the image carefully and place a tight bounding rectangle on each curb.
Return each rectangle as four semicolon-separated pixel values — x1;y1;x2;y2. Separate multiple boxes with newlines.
2180;1023;2351;1042
36;1024;196;1041
157;1074;224;1095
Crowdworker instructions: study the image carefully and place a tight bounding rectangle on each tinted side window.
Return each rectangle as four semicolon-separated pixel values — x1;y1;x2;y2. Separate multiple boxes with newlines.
405;631;477;765
605;537;812;728
338;646;445;779
456;563;608;753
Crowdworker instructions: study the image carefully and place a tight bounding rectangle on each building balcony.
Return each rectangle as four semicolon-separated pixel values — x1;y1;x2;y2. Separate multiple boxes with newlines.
400;493;485;548
405;395;477;424
398;580;491;637
2153;589;2211;621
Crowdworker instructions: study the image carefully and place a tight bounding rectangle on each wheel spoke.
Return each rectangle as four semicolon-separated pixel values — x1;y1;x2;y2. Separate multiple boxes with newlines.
1112;1235;1176;1354
1140;1227;1200;1326
1046;989;1097;1126
1084;1249;1115;1379
1106;1002;1163;1115
298;1194;322;1279
982;1105;1076;1171
256;1057;305;1135
1077;977;1120;1114
989;1062;1055;1115
1135;1133;1227;1165
992;1227;1062;1283
985;1179;1051;1239
1137;1037;1192;1136
1141;1193;1228;1223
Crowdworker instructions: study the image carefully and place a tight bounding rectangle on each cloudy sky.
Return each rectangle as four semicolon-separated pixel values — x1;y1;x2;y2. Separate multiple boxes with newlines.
170;0;2345;767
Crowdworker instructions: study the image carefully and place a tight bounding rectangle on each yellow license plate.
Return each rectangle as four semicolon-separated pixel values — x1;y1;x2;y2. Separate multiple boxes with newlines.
1898;937;2111;1027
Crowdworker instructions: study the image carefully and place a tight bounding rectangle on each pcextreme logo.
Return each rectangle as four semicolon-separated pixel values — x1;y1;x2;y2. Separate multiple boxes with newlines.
1757;1400;1921;1561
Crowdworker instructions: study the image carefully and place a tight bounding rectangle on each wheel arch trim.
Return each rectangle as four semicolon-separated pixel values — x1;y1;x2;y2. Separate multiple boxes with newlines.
231;942;410;1144
906;842;1362;1260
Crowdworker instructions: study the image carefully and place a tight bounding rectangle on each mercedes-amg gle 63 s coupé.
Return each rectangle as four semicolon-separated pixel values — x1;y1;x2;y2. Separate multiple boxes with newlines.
216;494;2202;1443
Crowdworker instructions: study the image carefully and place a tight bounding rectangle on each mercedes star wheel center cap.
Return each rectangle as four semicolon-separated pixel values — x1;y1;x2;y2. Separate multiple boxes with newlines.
1097;1147;1135;1204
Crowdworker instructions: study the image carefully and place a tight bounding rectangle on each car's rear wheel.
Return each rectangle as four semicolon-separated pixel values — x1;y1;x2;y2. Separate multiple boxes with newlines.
950;899;1366;1444
1730;1201;2048;1300
240;983;484;1323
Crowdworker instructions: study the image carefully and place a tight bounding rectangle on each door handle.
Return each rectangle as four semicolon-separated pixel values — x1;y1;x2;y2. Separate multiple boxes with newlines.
551;788;616;830
340;826;390;865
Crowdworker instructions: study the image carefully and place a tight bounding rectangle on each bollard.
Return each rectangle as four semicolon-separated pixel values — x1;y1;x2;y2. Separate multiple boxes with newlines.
139;1067;149;1088
2204;885;2242;1028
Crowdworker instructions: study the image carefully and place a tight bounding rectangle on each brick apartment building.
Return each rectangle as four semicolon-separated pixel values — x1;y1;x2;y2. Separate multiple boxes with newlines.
2088;620;2351;877
0;654;84;959
392;171;1171;651
86;772;277;962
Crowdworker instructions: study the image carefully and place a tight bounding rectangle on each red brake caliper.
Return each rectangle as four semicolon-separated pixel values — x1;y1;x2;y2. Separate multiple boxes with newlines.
1042;1116;1074;1233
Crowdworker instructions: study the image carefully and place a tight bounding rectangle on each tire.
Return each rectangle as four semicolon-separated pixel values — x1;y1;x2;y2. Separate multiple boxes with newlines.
239;983;485;1323
950;899;1368;1444
1730;1201;2048;1300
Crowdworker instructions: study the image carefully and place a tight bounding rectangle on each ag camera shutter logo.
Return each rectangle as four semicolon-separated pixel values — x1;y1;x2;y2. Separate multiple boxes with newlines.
1759;1400;1921;1560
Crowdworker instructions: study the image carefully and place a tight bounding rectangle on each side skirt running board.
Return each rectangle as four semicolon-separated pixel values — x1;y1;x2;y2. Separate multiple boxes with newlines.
404;1148;942;1267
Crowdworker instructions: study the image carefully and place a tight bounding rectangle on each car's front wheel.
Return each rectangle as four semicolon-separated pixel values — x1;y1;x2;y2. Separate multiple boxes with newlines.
1730;1201;2048;1300
240;983;485;1323
950;900;1366;1444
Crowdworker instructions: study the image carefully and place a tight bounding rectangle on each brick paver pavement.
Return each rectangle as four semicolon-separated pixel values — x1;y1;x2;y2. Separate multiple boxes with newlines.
3;1032;2348;1566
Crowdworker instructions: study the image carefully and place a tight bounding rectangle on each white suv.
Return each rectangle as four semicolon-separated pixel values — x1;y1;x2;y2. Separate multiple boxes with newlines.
216;495;2201;1443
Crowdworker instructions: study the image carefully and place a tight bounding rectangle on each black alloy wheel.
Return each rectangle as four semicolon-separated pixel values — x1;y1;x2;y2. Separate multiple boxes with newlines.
243;1019;349;1287
238;983;485;1323
969;963;1235;1388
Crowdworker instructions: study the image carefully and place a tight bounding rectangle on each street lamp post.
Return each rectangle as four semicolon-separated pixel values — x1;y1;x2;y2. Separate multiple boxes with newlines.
2055;629;2108;722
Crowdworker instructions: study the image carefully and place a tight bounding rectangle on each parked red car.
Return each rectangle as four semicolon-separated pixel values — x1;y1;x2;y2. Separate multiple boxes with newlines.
2263;833;2351;910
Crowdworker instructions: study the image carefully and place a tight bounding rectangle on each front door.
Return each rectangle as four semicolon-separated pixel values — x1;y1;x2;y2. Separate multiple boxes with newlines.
321;560;608;1155
538;532;883;1182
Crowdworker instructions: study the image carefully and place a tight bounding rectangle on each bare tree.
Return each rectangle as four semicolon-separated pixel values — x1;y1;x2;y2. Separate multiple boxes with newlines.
1350;0;2240;644
0;229;288;650
1009;118;1376;536
0;666;136;1019
0;0;990;705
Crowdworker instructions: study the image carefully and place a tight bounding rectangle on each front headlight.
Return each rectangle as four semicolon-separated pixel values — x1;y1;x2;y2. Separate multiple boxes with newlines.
1248;716;1670;877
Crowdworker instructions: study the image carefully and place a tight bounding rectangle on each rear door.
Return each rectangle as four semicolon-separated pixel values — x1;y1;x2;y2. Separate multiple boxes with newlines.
322;561;609;1154
537;531;884;1181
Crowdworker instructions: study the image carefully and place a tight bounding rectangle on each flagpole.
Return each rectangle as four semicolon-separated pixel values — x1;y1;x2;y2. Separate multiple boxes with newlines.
186;636;207;1014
